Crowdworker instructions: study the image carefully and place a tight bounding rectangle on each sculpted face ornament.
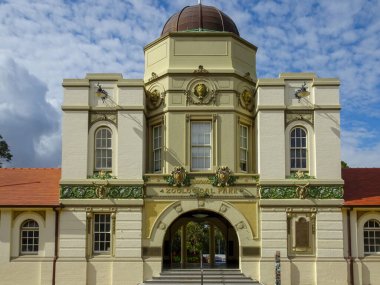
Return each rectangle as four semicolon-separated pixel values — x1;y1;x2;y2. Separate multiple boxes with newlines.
194;83;208;100
149;89;160;105
241;89;253;106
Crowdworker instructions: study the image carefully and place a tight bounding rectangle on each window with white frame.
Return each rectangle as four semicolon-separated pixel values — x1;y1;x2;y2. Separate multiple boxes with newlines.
153;125;162;172
95;127;112;170
93;213;112;254
191;122;212;170
290;127;307;170
364;219;380;255
240;125;248;172
20;219;39;255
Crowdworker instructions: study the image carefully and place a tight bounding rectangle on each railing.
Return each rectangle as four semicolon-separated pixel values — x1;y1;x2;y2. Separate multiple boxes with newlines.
200;250;203;285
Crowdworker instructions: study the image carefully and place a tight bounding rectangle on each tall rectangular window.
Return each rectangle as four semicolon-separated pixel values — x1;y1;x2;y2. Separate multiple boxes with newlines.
290;127;307;170
153;125;162;172
240;125;248;171
191;122;212;170
95;128;112;170
93;213;111;254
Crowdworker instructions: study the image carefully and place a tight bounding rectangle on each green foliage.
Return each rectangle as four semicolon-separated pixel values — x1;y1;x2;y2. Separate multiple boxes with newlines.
341;161;349;168
0;135;12;167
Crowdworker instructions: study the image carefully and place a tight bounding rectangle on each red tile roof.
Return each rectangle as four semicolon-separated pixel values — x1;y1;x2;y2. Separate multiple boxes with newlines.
0;168;60;206
343;168;380;206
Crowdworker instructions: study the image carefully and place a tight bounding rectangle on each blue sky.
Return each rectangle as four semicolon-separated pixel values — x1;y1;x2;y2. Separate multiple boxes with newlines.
0;0;379;168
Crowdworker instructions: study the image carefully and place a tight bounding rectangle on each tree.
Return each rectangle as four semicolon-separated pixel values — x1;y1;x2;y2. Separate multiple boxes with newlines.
341;160;349;168
0;135;12;167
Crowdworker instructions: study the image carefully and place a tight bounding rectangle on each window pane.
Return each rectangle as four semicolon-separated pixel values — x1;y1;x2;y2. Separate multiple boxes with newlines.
191;122;212;170
95;128;112;170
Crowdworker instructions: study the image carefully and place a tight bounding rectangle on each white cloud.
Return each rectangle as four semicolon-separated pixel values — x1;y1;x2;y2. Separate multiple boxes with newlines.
0;55;60;167
0;0;379;167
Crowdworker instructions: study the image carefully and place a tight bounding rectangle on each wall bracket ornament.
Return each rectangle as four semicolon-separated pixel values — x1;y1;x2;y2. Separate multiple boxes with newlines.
260;185;343;199
209;166;236;187
166;166;191;187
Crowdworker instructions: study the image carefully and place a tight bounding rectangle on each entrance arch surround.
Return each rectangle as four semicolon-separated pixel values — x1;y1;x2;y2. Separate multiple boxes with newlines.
148;199;254;248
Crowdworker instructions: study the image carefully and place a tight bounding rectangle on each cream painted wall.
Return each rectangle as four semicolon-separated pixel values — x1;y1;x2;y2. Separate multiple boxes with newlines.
61;111;89;179
0;209;56;285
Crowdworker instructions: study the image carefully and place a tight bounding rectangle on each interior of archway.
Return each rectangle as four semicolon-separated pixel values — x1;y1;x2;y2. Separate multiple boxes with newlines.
162;210;239;269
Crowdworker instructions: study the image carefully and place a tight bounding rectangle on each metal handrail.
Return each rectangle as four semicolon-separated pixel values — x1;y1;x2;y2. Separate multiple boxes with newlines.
200;250;203;285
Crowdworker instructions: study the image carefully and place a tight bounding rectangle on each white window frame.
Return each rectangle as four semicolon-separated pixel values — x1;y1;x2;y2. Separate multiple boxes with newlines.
153;125;162;172
290;127;308;171
93;213;112;254
20;219;39;255
191;121;212;171
95;127;112;171
240;125;248;172
363;219;380;255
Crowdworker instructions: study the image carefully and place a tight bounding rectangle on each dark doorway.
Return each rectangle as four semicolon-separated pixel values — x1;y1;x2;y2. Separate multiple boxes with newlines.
162;210;239;269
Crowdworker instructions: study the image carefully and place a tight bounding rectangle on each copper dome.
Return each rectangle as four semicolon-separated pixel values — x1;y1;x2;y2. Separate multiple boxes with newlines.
161;4;239;36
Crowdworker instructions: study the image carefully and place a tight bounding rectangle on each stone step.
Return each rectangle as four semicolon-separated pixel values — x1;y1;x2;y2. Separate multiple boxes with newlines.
141;269;262;285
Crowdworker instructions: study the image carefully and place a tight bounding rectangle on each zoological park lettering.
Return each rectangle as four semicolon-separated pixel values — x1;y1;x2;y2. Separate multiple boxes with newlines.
159;187;244;195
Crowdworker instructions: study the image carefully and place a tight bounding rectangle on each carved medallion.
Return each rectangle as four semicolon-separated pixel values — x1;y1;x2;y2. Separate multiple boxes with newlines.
185;81;216;105
194;83;208;100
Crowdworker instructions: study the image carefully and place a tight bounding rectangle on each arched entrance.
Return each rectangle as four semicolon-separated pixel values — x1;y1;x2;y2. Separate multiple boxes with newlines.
162;210;239;269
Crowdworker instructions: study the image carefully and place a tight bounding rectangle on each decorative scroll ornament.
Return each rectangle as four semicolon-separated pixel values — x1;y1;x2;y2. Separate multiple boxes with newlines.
287;170;315;180
238;88;254;111
94;182;109;199
193;65;209;73
146;89;164;110
210;166;236;187
166;166;191;187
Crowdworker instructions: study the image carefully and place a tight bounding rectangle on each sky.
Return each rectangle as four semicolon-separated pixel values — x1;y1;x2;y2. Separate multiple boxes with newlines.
0;0;379;168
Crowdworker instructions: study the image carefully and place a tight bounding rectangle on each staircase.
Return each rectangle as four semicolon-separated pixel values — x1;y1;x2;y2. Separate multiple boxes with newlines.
141;269;262;285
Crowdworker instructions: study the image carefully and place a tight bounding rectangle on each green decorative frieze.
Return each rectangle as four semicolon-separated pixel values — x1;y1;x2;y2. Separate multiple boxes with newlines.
260;185;343;199
60;185;143;199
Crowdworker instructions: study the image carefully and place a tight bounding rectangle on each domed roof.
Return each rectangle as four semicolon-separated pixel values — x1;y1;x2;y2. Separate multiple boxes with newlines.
161;4;239;36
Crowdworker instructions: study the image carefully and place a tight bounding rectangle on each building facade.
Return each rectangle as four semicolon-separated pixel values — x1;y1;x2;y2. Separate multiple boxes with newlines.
0;4;379;285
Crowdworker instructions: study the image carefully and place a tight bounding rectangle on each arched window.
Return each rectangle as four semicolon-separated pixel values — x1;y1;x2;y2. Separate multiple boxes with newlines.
20;219;39;254
364;219;380;254
290;127;307;170
95;127;112;170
